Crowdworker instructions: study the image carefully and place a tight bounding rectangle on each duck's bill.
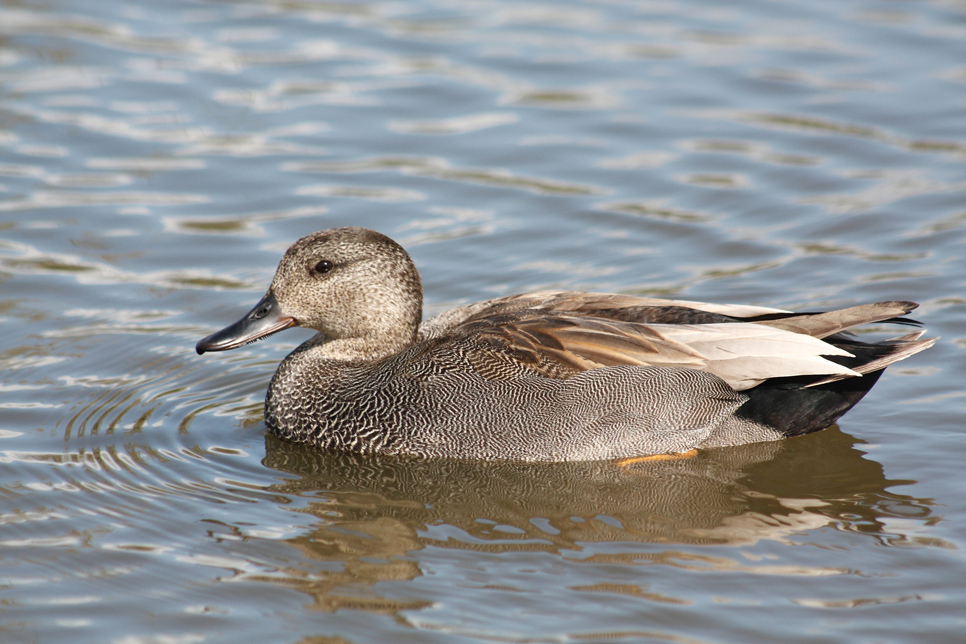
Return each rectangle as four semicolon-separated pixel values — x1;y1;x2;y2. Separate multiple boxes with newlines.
196;292;296;354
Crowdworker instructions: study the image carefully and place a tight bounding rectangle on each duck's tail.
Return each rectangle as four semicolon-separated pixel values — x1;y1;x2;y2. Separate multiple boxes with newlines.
806;329;935;388
736;302;936;438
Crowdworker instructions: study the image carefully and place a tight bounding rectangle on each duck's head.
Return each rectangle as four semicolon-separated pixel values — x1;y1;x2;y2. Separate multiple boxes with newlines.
196;227;423;358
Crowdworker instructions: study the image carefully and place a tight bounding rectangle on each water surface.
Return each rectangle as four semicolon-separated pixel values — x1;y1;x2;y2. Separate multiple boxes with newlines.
1;0;965;642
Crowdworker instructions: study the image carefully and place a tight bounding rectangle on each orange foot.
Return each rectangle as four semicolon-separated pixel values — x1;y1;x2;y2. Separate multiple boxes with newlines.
616;448;699;467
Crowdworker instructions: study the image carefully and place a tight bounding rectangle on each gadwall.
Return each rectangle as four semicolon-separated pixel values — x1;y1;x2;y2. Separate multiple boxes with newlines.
196;227;934;462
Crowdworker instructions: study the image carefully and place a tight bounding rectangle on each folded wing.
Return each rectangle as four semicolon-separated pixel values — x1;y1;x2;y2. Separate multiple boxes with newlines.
474;315;860;390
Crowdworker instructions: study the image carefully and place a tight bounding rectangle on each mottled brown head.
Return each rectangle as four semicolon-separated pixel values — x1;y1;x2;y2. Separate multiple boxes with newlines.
196;227;423;359
270;227;423;347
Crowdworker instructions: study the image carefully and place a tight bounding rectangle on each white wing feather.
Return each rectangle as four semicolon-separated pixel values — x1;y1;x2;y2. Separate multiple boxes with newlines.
649;323;859;390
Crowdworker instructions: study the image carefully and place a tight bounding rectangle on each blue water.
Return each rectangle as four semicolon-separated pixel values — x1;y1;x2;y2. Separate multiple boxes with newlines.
1;0;964;642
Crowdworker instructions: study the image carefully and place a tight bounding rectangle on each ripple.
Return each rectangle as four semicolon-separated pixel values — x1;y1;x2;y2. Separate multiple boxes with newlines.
16;104;329;157
570;583;691;606
38;349;270;440
792;242;926;262
23;106;200;144
804;170;966;214
165;218;265;236
0;534;83;548
683;29;857;55
15;144;70;157
0;66;110;93
216;27;278;44
44;173;132;188
596;201;709;222
174;134;327;157
598;151;677;169
0;8;200;56
86;157;206;172
0;237;254;289
163;205;328;236
396;207;499;245
0;401;63;409
389;111;518;135
0;190;208;212
106;100;180;114
0;163;45;177
571;550;850;576
679;139;822;166
520;135;604;147
0;444;270;506
752;67;889;92
702;110;966;159
513;260;620;279
793;594;930;609
297;184;425;202
606;43;684;60
357;56;520;96
0;348;69;371
287;156;603;195
908;211;966;237
504;86;620;110
677;173;749;189
0;507;69;525
213;79;387;112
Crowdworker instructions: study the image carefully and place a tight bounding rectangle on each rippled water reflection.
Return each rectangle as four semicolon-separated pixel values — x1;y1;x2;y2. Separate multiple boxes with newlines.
1;0;964;642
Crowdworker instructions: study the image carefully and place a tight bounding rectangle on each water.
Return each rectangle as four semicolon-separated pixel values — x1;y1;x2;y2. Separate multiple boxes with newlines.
1;0;964;641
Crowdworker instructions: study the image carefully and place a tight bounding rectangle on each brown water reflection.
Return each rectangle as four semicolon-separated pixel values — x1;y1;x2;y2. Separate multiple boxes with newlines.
259;427;937;611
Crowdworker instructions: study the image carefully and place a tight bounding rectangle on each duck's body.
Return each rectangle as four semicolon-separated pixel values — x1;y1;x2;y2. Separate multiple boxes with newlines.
197;227;934;462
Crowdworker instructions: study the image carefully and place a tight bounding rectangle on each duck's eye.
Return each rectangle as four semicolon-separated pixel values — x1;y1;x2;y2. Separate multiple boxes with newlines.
313;260;334;275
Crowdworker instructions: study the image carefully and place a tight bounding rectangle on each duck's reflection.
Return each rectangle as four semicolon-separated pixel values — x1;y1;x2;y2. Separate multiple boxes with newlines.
261;427;935;608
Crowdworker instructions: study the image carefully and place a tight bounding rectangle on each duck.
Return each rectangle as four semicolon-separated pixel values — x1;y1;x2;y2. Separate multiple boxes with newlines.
196;226;934;462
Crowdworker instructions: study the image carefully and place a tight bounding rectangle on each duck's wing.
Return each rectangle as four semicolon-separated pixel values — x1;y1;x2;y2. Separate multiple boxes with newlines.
465;314;860;391
419;289;789;341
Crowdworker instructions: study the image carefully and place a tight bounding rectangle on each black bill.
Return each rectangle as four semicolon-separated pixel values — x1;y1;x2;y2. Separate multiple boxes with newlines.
196;292;296;354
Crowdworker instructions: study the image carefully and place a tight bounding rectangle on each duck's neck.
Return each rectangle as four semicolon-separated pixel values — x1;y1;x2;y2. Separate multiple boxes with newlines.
313;332;414;362
314;290;422;363
263;333;405;452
